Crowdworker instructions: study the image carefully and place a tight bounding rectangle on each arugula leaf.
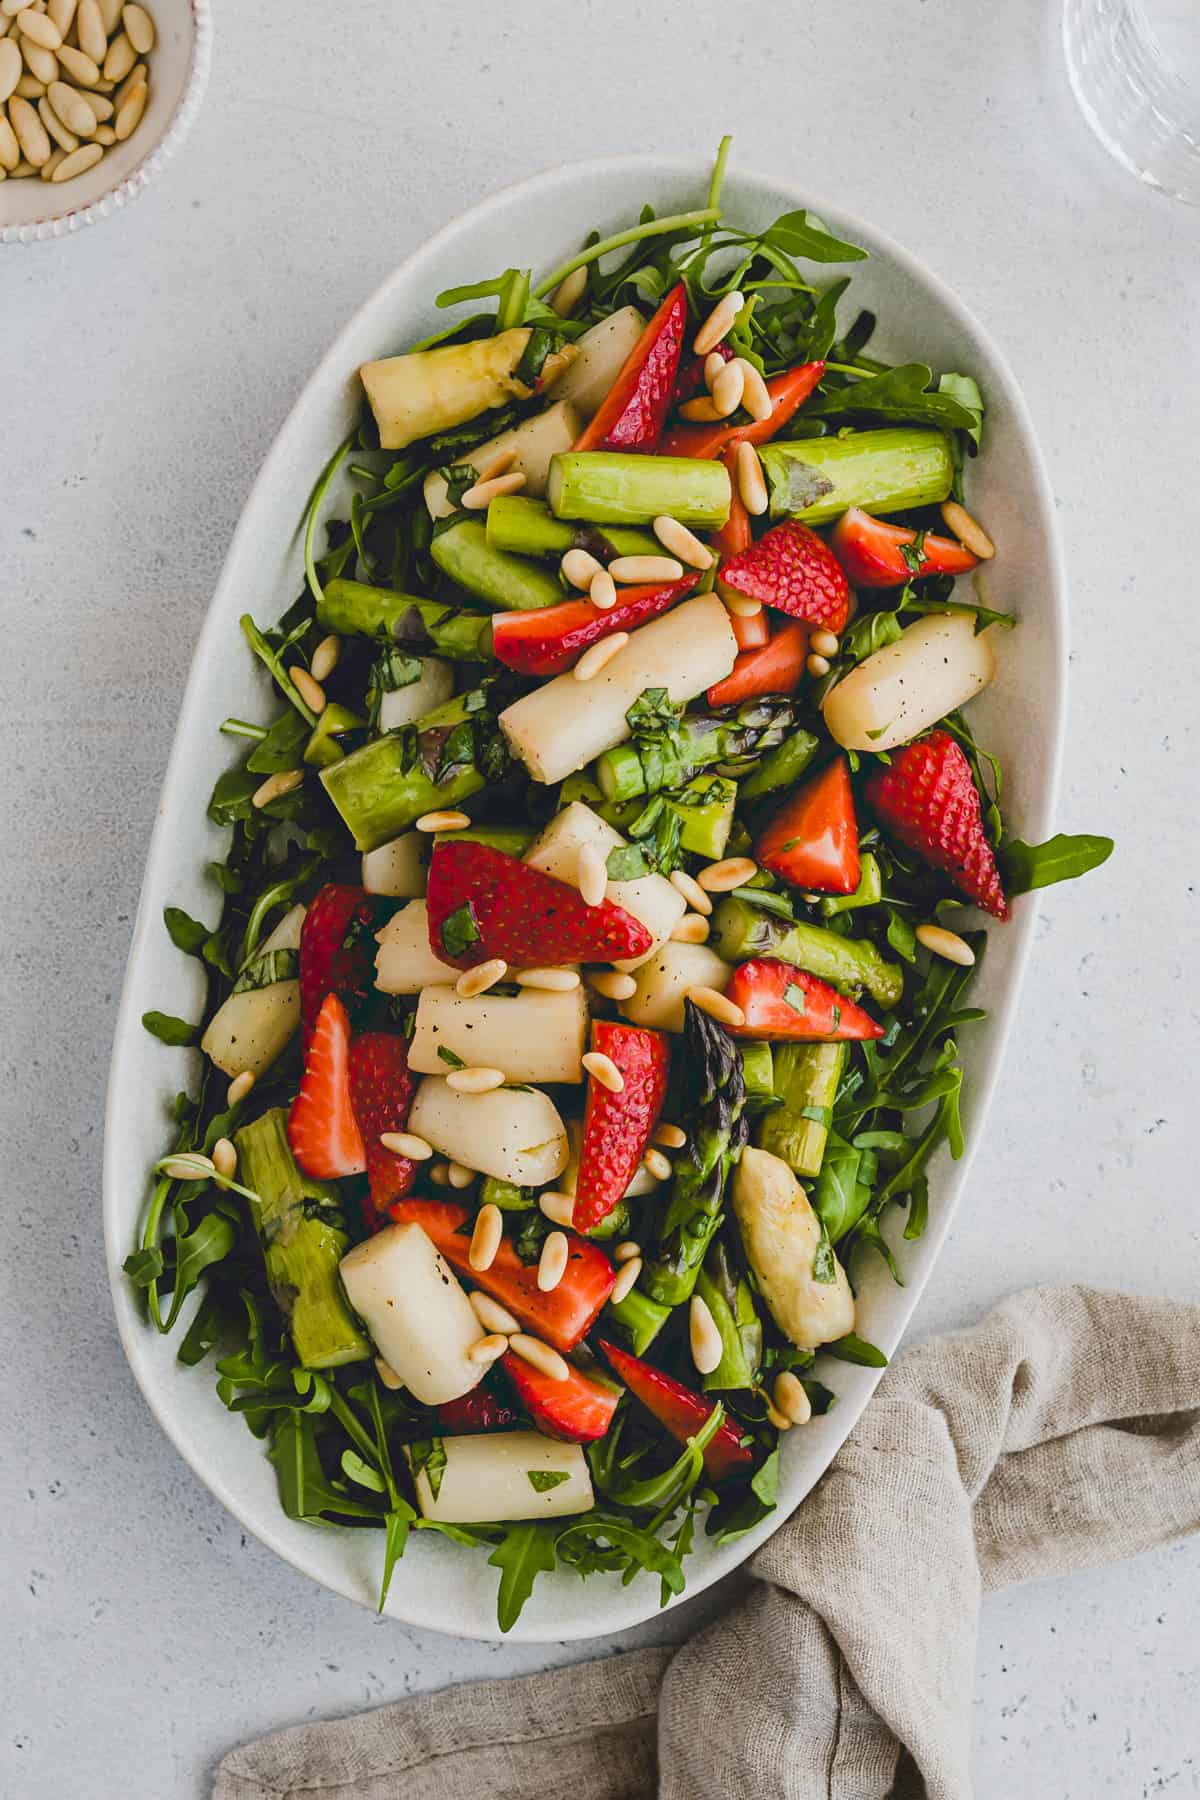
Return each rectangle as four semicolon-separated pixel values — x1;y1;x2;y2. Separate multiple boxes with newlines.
142;1011;200;1047
378;1506;415;1612
706;1447;780;1543
123;1244;164;1288
269;1413;380;1522
557;1514;688;1599
408;1437;448;1502
527;1469;571;1493
900;594;1015;635
937;372;984;449
761;210;868;265
842;607;903;663
1000;833;1114;896
824;1333;889;1368
626;686;684;736
804;364;981;429
440;903;480;960
246;709;310;774
341;1449;386;1493
163;906;211;957
488;1521;559;1632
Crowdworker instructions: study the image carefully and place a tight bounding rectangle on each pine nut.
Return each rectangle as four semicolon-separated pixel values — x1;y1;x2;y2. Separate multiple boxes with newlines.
85;87;111;118
711;359;745;418
121;2;153;53
475;445;517;483
17;8;61;48
47;78;92;132
735;358;773;423
9;157;37;174
550;264;588;318
561;547;602;590
585;969;637;1001
940;499;995;559
574;633;628;682
226;1070;255;1107
39;144;63;177
670;912;709;944
455;958;507;997
686;986;745;1029
446;1066;505;1094
20;33;58;82
697;856;757;893
582;1050;624;1093
643;1146;673;1182
694;290;744;356
703;350;727;390
446;1161;477;1187
773;1370;812;1425
98;0;123;32
539;1190;576;1228
468;1203;503;1272
14;73;45;97
101;28;134;80
509;1333;569;1381
9;92;49;161
514;967;580;991
0;1;26;17
652;1121;687;1150
669;868;712;915
576;842;608;906
608;555;684;584
251;768;303;809
416;808;471;832
461;469;526;510
915;923;976;967
653;515;712;570
470;1290;519;1335
766;1402;794;1432
75;0;103;58
468;1333;508;1365
589;568;617;610
613;1240;641;1263
48;0;78;38
809;628;840;657
38;93;76;149
92;121;114;143
537;1230;569;1292
211;1137;237;1181
0;37;20;98
689;1294;723;1374
379;1130;433;1160
609;1256;642;1303
806;653;831;679
160;1153;216;1183
375;1358;405;1390
55;44;97;85
735;440;768;515
111;57;143;108
429;1160;451;1185
290;666;326;714
720;589;763;619
679;397;723;423
0;113;18;166
112;71;144;140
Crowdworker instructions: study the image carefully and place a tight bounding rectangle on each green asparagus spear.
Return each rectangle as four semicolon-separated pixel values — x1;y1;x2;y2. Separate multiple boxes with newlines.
695;1239;762;1391
739;1041;776;1109
486;496;659;561
317;580;494;660
478;1176;535;1212
757;428;953;523
303;703;365;768
820;852;883;917
430;518;564;611
547;452;731;527
757;1041;846;1178
711;895;903;1008
640;1001;748;1309
604;1284;672;1355
596;696;804;803
737;729;821;805
559;773;738;861
436;824;535;857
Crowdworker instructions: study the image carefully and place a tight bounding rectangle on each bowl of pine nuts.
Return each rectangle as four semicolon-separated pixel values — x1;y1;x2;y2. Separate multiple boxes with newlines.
0;0;210;244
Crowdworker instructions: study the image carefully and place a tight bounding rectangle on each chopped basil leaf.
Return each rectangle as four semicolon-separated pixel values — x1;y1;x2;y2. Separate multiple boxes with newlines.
606;844;650;880
409;1437;448;1502
783;982;808;1015
440;903;481;958
142;1011;200;1046
527;1469;571;1493
437;1046;466;1069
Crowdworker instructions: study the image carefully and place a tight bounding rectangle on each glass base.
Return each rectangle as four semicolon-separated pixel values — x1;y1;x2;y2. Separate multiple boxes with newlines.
1064;0;1200;205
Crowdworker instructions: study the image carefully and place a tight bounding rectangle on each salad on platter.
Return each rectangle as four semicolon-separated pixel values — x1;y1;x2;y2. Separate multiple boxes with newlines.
126;140;1112;1630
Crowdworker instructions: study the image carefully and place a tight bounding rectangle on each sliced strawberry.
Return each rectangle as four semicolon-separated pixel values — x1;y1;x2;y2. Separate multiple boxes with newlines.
755;757;860;894
573;1022;670;1232
501;1351;622;1442
437;1383;521;1434
597;1340;753;1482
574;283;688;454
425;841;653;969
660;361;825;460
717;519;850;634
730;604;770;651
725;959;883;1041
707;619;810;707
347;1032;417;1219
866;729;1008;918
672;340;734;407
387;1199;616;1352
299;883;382;1045
830;507;978;588
491;577;696;678
287;992;366;1179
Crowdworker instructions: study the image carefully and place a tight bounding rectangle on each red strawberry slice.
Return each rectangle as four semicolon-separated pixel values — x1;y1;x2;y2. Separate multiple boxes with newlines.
711;442;753;560
755;756;860;894
299;883;382;1044
347;1032;418;1220
707;618;810;708
572;1022;670;1232
425;840;653;970
492;577;696;678
725;960;883;1042
288;992;366;1179
574;283;688;454
387;1199;616;1352
660;361;825;460
597;1340;753;1482
717;519;850;633
501;1351;622;1442
830;507;978;588
866;729;1008;919
672;340;735;408
437;1383;521;1434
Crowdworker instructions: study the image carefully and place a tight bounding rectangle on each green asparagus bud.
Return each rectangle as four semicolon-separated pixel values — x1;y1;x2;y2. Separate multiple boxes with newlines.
479;1176;535;1212
437;824;535;857
820;852;883;917
757;428;954;524
604;1283;672;1355
303;703;365;769
234;1109;370;1370
430;518;564;611
711;895;903;1008
486;496;659;562
547;452;731;527
318;580;494;660
757;1042;847;1178
739;1041;776;1109
737;730;821;805
596;697;803;803
695;1240;762;1391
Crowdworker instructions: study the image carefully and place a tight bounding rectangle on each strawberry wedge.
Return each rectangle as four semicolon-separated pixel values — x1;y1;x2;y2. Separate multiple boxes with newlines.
387;1199;616;1352
866;729;1008;919
725;960;883;1042
288;992;366;1179
574;282;688;453
660;361;825;460
830;507;978;587
707;619;809;707
755;756;860;894
717;519;850;634
502;1351;622;1442
299;883;384;1045
572;1022;671;1232
425;840;653;969
347;1032;418;1220
492;577;696;678
437;1383;521;1434
597;1340;753;1482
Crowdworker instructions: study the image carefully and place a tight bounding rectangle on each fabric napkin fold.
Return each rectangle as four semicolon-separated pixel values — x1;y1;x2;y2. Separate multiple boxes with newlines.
214;1285;1200;1800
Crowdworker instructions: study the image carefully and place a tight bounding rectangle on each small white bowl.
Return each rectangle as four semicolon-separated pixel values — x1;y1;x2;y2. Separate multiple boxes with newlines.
0;0;211;246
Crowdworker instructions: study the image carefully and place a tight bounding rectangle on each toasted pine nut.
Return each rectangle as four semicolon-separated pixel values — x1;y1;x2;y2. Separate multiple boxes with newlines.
470;1290;519;1335
39;145;64;178
0;43;17;102
669;868;712;915
121;2;154;53
75;0;103;59
697;855;757;893
589;568;617;610
446;1066;505;1094
113;73;145;140
444;1157;476;1185
379;1131;433;1161
550;263;587;317
689;1294;723;1374
0;1;27;18
539;1190;576;1228
711;359;745;418
574;633;628;682
455;958;507;998
735;358;773;423
576;842;608;907
251;768;303;809
537;1230;569;1292
773;1370;812;1425
39;94;77;149
48;0;78;35
461;469;526;509
47;78;92;132
694;290;744;356
14;74;46;98
735;440;768;516
18;8;61;48
686;985;745;1029
160;1153;216;1182
582;1050;624;1093
766;1402;794;1431
9;157;38;174
429;1160;451;1185
375;1358;405;1390
8;93;49;162
509;1333;569;1381
561;546;602;590
643;1146;673;1182
806;653;831;678
226;1069;255;1107
514;967;580;991
703;350;727;389
608;554;684;584
415;808;471;832
940;499;995;559
610;1256;642;1303
99;0;124;30
55;45;97;86
308;636;340;685
679;397;723;423
85;88;112;119
468;1333;508;1365
468;1202;503;1271
652;1121;687;1150
670;912;709;944
474;445;517;484
290;666;326;714
111;58;143;108
586;969;637;1001
211;1137;237;1181
652;515;712;570
101;28;134;80
915;923;976;967
720;589;763;619
613;1240;641;1264
809;629;840;657
0;113;18;166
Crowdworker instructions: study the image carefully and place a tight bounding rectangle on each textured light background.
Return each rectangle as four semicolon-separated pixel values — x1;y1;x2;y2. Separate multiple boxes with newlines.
3;1;1199;1795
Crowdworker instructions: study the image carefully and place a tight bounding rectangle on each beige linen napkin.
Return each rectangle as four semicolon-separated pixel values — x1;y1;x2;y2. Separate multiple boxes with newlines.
214;1285;1200;1800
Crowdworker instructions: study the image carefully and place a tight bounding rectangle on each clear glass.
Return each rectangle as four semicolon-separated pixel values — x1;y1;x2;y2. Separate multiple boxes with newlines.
1063;0;1200;204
